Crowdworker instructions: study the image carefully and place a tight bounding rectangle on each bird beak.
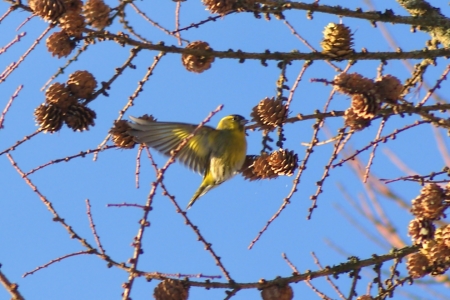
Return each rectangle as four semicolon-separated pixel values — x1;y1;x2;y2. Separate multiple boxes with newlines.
240;119;249;126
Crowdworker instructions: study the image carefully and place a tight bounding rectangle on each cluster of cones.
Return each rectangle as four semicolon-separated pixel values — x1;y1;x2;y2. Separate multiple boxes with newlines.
152;277;294;300
406;183;450;278
34;70;97;132
28;0;111;58
333;72;403;131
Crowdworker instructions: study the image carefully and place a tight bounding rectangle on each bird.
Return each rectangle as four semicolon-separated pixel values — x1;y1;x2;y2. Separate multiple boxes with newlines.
128;114;248;209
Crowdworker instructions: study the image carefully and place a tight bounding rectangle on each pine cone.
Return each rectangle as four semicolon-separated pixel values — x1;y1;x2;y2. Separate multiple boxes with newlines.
83;0;111;29
67;70;97;99
58;11;85;37
261;284;293;300
408;218;435;244
110;120;136;149
240;155;260;181
343;108;371;131
356;296;373;300
153;279;189;300
181;41;215;73
250;97;287;129
375;75;403;103
411;184;446;220
45;82;77;112
29;0;66;22
406;252;429;279
63;0;82;13
252;153;278;180
351;93;380;119
268;149;298;176
441;224;450;248
46;31;75;58
427;242;450;276
64;104;96;131
202;0;255;15
321;23;354;58
333;73;375;95
34;103;64;133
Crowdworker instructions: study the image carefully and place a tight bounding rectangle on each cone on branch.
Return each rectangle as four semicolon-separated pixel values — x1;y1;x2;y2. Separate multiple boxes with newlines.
375;75;403;103
28;0;66;22
67;70;97;99
110;120;135;149
427;242;450;276
252;153;278;180
250;97;287;130
45;82;77;112
408;218;435;244
83;0;111;29
64;104;96;131
268;149;298;176
411;184;446;220
333;73;375;95
153;279;189;300
181;41;215;73
241;155;259;181
350;93;380;119
343;108;371;131
406;252;429;279
34;103;64;133
202;0;255;15
46;31;76;58
63;0;82;12
321;23;354;58
58;11;85;38
261;284;293;300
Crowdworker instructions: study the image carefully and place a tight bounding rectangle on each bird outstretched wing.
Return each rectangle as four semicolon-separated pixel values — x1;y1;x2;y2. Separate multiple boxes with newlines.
128;116;215;174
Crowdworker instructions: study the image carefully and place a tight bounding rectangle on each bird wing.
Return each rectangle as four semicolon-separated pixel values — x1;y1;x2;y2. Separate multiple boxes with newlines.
128;116;215;174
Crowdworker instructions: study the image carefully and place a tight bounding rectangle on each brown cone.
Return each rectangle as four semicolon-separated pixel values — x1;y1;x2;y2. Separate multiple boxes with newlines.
253;153;278;180
261;284;293;300
46;31;75;58
202;0;255;15
45;82;77;112
343;108;371;131
321;23;354;58
240;155;260;181
441;224;450;248
406;252;429;279
356;296;373;300
333;73;375;95
63;0;82;13
181;41;215;73
153;279;189;300
83;0;111;29
408;218;435;244
351;93;380;119
411;184;445;220
58;11;85;38
375;75;403;103
250;97;287;129
29;0;66;22
268;149;298;176
427;242;450;276
67;70;97;99
64;104;96;131
110;120;136;149
34;103;64;133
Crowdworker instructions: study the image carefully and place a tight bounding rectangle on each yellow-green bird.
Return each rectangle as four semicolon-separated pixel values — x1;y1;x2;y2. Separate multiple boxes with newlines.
128;114;248;209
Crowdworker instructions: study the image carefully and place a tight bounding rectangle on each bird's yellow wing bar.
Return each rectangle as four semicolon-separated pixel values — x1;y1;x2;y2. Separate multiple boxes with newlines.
128;116;215;174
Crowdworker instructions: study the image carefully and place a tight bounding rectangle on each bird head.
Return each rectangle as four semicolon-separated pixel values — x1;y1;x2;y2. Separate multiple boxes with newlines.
216;115;248;131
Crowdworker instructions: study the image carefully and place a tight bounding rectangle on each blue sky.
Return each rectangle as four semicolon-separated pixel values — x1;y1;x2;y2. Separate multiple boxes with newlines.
1;0;450;299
